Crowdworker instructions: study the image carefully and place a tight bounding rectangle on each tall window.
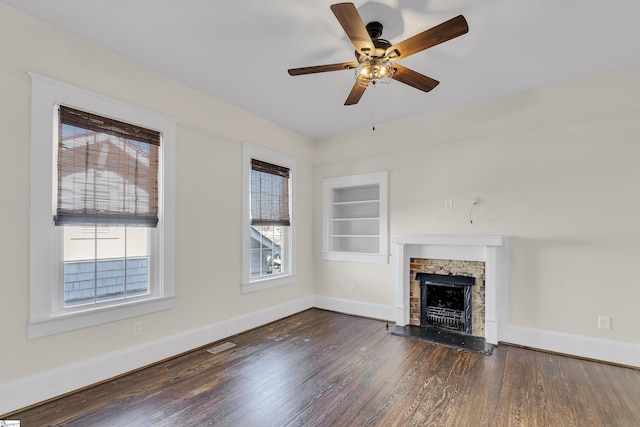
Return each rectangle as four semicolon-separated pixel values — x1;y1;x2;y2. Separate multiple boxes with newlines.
56;106;158;308
250;159;290;279
242;144;296;292
29;74;176;338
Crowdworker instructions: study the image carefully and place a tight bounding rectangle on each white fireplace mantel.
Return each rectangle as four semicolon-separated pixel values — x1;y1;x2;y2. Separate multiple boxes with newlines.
392;235;509;345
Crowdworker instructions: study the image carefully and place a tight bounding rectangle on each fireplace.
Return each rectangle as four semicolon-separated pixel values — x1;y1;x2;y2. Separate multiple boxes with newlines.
411;258;485;336
416;273;475;335
392;235;509;345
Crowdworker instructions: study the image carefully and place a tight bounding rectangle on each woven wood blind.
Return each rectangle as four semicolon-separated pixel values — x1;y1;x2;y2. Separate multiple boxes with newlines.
55;106;161;227
250;159;290;226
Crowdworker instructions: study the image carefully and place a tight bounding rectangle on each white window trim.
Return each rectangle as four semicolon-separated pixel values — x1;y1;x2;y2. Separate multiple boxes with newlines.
28;73;176;338
241;143;296;293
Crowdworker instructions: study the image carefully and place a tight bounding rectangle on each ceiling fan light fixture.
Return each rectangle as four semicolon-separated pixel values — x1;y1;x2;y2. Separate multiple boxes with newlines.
288;4;469;105
355;58;395;87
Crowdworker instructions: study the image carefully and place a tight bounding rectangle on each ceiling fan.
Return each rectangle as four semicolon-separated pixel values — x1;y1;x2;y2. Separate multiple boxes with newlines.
288;2;468;105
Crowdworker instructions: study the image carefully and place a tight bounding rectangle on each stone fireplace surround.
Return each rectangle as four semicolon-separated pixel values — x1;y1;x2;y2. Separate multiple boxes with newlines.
393;235;509;345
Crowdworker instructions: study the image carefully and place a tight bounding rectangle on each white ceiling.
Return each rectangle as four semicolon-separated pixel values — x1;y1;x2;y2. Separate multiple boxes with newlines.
4;0;640;139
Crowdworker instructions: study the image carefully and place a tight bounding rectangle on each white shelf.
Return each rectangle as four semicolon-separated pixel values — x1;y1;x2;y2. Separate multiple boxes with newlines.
322;171;388;264
331;234;380;238
332;217;379;221
332;200;379;205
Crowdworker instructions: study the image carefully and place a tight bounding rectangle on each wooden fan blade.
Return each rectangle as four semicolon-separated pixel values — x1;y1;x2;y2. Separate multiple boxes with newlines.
345;81;367;105
392;64;439;92
287;62;358;76
386;15;468;60
288;62;358;76
330;3;374;55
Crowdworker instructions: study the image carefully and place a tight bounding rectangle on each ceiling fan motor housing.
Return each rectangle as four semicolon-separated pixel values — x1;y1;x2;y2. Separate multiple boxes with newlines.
357;39;391;61
366;21;384;39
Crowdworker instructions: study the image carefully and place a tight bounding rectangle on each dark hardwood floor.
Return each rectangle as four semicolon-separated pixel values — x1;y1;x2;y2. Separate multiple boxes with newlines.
8;309;640;426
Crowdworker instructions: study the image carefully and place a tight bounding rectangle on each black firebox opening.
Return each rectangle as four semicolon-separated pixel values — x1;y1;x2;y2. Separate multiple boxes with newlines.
416;273;474;335
427;286;464;310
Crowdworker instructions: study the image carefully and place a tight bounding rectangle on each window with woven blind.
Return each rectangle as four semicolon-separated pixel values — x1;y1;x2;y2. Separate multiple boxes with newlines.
242;143;296;291
55;106;160;227
250;159;290;226
29;74;176;338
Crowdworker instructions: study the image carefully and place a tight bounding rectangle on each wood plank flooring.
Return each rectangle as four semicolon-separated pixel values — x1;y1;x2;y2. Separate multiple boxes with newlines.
8;309;640;426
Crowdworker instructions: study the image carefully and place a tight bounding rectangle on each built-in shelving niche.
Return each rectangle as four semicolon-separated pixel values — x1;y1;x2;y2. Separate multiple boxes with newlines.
322;171;388;263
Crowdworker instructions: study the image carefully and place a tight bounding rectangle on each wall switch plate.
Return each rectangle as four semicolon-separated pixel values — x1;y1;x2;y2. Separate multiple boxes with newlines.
597;315;611;330
350;286;356;295
445;200;453;211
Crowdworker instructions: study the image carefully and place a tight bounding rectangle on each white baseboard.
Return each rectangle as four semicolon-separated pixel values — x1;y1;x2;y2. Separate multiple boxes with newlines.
500;323;640;368
313;295;395;321
0;296;314;416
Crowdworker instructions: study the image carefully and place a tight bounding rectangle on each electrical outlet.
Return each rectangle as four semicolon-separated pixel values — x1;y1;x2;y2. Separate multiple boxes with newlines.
133;321;143;336
350;286;357;295
597;315;611;330
445;200;453;211
473;196;480;205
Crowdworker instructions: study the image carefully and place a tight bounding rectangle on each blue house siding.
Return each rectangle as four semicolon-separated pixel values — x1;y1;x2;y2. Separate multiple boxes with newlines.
64;257;148;306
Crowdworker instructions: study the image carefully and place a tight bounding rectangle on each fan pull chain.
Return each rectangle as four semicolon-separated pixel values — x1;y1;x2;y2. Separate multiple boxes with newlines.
371;81;377;131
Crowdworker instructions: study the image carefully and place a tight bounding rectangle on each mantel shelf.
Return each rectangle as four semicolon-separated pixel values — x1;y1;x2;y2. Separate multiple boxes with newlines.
392;235;505;247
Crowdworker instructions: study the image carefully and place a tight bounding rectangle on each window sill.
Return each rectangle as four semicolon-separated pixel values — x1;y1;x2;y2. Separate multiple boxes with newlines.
28;295;176;339
242;274;296;294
